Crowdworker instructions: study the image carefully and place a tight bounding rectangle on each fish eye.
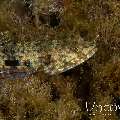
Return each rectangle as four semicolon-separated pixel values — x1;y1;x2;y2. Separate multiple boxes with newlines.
24;60;32;67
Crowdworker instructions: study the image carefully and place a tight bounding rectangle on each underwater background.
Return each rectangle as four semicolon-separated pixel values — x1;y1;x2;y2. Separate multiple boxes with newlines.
0;0;120;119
